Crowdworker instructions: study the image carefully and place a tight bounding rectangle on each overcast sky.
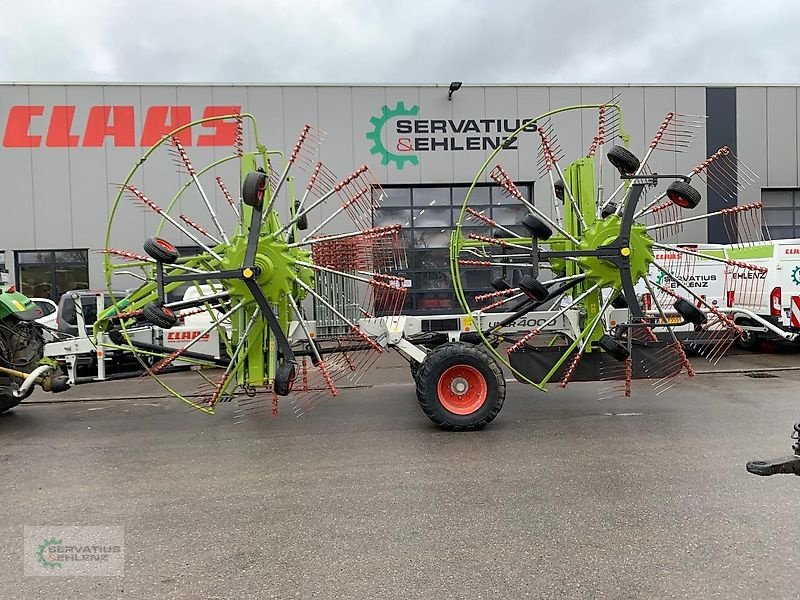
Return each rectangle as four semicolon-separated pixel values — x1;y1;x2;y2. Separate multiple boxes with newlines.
0;0;798;84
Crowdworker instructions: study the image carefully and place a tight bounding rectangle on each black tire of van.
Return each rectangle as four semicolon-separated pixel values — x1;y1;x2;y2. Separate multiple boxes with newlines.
735;318;761;352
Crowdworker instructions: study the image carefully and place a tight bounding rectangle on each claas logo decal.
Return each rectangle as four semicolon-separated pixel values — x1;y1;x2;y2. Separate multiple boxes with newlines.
166;331;210;342
2;105;241;147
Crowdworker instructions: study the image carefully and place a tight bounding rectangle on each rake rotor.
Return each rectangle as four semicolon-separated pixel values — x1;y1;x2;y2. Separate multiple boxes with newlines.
449;103;765;402
97;113;406;420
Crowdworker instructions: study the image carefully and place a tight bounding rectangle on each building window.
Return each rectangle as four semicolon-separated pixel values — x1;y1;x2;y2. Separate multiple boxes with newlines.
761;189;800;239
374;183;533;314
14;249;89;301
0;250;7;285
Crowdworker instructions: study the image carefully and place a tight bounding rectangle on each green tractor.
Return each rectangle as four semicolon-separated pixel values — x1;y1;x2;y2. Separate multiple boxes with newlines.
0;285;66;412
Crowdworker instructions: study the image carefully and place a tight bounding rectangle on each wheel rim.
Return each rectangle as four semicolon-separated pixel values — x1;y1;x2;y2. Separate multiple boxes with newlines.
156;238;176;252
436;365;488;415
668;192;690;208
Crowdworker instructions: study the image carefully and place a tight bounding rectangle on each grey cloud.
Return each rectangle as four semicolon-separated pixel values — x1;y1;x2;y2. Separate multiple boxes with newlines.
0;0;798;83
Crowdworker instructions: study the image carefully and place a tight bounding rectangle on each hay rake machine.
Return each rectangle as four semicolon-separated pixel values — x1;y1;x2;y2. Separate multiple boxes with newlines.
26;102;767;433
442;102;768;425
94;113;409;419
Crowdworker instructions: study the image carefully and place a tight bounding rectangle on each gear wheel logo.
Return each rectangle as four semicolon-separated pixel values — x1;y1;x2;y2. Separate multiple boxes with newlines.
366;101;419;169
37;538;63;569
792;265;800;285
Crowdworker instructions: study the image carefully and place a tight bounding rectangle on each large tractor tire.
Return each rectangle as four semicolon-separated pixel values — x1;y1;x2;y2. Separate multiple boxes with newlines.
415;342;505;431
0;319;44;413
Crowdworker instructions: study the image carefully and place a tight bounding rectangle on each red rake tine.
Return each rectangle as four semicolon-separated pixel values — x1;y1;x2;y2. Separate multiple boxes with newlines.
560;351;583;388
215;176;240;219
102;248;153;263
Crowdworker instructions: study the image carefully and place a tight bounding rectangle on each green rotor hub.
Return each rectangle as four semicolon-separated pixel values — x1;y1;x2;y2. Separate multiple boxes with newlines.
219;232;313;304
577;214;654;289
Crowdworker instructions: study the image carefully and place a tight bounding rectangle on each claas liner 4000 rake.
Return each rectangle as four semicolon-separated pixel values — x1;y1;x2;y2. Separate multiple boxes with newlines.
79;104;765;431
95;113;409;419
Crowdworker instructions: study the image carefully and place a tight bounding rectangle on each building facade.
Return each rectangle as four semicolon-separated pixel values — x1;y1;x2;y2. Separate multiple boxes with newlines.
1;84;797;312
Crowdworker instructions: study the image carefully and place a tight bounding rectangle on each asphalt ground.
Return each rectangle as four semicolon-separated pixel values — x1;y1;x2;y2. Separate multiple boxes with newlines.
2;347;800;599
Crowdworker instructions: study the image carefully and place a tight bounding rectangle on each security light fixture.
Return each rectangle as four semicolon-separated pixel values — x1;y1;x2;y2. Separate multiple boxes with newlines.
448;81;462;101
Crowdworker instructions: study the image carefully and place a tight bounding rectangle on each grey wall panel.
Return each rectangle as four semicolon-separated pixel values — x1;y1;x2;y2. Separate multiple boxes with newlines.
417;87;455;187
281;86;319;158
547;87;583;173
317;87;355;179
273;87;311;231
28;85;73;249
6;83;800;293
612;86;646;155
64;85;108;254
643;87;679;184
243;87;287;231
736;87;768;190
245;86;285;151
208;84;250;236
0;85;36;279
579;86;616;211
642;88;686;240
136;86;181;252
316;86;361;236
451;86;488;184
174;85;225;243
516;87;550;208
675;87;708;242
579;86;614;150
484;87;521;184
766;87;798;186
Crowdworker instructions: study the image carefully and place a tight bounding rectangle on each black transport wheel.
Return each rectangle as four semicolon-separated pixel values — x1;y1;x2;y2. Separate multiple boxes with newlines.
598;334;630;361
666;181;701;209
142;302;179;329
673;298;707;327
274;361;297;396
521;214;553;240
491;277;512;292
519;276;549;302
415;342;505;431
294;201;309;230
242;171;268;208
611;295;628;309
143;237;180;264
601;203;618;219
553;179;565;202
0;392;23;414
410;359;421;382
607;145;641;175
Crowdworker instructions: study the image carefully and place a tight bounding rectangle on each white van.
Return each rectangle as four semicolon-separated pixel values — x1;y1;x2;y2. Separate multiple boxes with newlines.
633;239;800;350
167;285;231;360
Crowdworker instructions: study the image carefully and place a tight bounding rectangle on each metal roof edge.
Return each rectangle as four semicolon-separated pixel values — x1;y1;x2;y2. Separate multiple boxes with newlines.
0;82;798;88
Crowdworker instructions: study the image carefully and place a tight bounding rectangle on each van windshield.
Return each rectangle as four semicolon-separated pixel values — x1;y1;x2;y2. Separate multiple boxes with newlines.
59;294;114;326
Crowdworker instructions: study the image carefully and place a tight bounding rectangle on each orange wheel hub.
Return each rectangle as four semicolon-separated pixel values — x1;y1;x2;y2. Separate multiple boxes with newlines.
436;364;487;415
